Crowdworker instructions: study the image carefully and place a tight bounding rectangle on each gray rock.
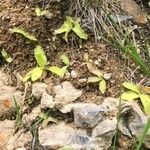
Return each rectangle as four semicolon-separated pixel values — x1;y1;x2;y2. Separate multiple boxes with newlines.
40;91;54;109
32;82;48;99
90;118;117;150
119;101;148;137
74;105;104;128
39;122;90;150
60;103;98;113
54;81;82;105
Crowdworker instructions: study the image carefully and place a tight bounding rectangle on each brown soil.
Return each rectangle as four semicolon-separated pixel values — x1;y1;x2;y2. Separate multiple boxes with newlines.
0;0;150;150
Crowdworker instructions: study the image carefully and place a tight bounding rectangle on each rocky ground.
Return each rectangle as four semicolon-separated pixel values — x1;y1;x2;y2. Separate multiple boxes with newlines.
0;0;150;150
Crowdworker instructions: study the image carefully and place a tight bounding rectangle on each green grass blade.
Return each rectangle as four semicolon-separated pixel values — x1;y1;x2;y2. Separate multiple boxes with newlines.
136;118;150;150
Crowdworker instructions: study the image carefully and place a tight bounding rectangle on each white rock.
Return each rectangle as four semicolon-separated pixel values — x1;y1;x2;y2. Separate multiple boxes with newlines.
60;103;97;113
71;70;78;78
22;106;41;125
6;130;32;150
54;81;82;105
103;73;112;80
41;91;54;109
32;82;48;99
0;120;15;150
39;122;90;149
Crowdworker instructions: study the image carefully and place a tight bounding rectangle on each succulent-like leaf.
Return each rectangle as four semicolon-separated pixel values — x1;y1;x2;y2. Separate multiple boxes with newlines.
72;20;88;40
57;147;73;150
12;27;37;41
55;17;73;42
34;45;47;67
35;7;47;17
90;68;103;78
88;76;101;83
42;116;57;128
60;54;70;66
48;66;67;78
22;70;33;82
123;82;140;93
121;91;139;101
31;67;43;82
1;49;13;63
99;79;107;94
140;94;150;115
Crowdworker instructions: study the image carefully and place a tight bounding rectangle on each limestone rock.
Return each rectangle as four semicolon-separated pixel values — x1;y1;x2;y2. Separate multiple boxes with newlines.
121;0;148;24
54;81;82;105
40;91;54;109
39;122;90;149
32;82;48;99
22;106;41;125
0;120;15;150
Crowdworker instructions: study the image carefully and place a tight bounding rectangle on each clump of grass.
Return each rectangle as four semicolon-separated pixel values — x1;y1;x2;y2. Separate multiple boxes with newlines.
69;0;150;76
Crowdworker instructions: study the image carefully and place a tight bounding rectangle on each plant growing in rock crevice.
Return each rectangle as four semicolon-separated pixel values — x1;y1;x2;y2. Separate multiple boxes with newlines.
23;45;70;82
84;53;107;94
48;53;70;78
121;82;150;115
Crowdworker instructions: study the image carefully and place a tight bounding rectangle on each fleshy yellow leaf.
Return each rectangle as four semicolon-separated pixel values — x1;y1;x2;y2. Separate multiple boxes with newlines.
60;54;70;66
12;27;37;41
140;94;150;115
55;17;73;42
88;76;101;83
1;49;13;63
99;80;107;94
57;147;73;150
72;21;88;40
48;66;67;78
90;68;103;78
31;67;43;82
123;82;140;93
22;70;33;82
34;45;47;67
35;7;47;17
42;116;57;128
121;91;139;101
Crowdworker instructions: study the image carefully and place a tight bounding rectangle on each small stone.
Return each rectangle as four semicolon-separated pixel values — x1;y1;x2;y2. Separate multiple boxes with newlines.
119;101;148;137
78;78;87;83
70;70;78;78
90;118;117;150
40;91;54;109
22;106;41;125
32;82;48;99
44;11;53;19
103;73;112;80
121;0;148;24
94;60;99;65
0;70;12;86
54;81;82;105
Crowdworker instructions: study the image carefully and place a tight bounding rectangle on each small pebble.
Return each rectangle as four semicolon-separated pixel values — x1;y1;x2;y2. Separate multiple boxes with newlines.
71;70;78;78
104;73;112;80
